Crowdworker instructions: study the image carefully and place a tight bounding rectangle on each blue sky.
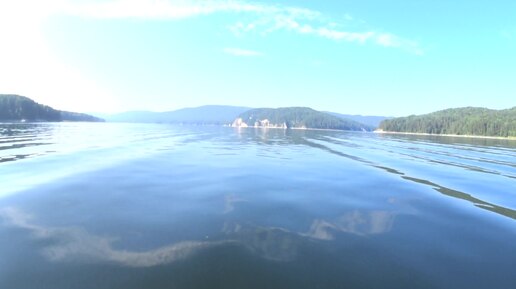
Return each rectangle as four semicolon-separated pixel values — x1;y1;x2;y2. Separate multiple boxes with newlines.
1;0;515;116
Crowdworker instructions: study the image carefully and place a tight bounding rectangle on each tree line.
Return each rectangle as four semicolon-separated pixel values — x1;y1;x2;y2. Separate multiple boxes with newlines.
0;94;103;122
378;107;516;137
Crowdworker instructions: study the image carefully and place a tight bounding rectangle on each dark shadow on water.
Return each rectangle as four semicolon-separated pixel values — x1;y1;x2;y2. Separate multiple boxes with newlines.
401;176;516;220
393;150;516;179
0;123;56;163
0;154;38;163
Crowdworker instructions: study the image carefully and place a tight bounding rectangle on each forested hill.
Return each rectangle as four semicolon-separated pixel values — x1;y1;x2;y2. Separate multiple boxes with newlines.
0;94;104;122
325;112;391;128
233;107;373;131
378;107;516;137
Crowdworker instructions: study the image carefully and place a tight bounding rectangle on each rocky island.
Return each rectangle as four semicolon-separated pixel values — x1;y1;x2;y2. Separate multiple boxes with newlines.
232;107;373;131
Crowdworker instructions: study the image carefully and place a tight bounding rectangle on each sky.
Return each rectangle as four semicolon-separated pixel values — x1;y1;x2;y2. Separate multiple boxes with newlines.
0;0;515;117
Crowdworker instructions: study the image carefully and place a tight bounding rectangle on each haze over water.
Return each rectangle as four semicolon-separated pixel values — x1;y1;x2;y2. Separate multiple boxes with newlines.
1;123;515;289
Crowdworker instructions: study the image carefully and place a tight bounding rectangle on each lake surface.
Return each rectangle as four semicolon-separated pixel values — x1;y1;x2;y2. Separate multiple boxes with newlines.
1;123;515;289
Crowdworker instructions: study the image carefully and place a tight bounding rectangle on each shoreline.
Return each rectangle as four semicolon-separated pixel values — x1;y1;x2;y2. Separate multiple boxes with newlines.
374;130;516;140
228;124;370;133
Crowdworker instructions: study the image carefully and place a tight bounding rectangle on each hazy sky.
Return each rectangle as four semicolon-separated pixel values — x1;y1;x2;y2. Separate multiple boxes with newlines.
1;0;515;116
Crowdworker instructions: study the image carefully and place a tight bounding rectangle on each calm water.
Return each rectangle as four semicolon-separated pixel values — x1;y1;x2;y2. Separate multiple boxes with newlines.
1;123;515;289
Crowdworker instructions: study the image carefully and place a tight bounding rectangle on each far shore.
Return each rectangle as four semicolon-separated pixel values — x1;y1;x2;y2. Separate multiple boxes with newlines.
374;130;516;141
227;124;371;133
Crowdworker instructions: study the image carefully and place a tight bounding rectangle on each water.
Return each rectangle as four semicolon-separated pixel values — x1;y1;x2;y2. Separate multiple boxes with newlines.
1;122;515;289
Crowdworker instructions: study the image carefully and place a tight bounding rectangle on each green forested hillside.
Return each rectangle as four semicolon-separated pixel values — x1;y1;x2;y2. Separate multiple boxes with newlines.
236;107;372;131
0;94;103;122
60;111;105;122
325;112;391;128
1;94;61;121
378;107;516;137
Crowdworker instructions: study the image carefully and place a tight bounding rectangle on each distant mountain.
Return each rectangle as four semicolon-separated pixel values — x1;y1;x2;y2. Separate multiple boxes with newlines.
378;107;516;137
325;112;391;128
100;111;166;123
161;105;252;124
104;105;251;124
233;107;373;131
0;94;104;122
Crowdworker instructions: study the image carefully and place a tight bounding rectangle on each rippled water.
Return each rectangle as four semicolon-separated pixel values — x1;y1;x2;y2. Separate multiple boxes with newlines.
1;123;515;289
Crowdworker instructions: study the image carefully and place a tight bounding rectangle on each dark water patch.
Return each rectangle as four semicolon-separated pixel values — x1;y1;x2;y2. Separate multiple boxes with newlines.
400;175;516;220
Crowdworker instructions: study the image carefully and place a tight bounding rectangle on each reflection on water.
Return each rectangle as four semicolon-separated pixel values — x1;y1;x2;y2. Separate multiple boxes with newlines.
0;207;231;267
1;123;516;289
224;194;246;214
1;206;395;267
222;222;300;262
306;210;395;240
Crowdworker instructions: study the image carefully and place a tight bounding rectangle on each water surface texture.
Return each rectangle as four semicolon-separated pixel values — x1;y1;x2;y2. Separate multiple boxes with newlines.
1;123;515;289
